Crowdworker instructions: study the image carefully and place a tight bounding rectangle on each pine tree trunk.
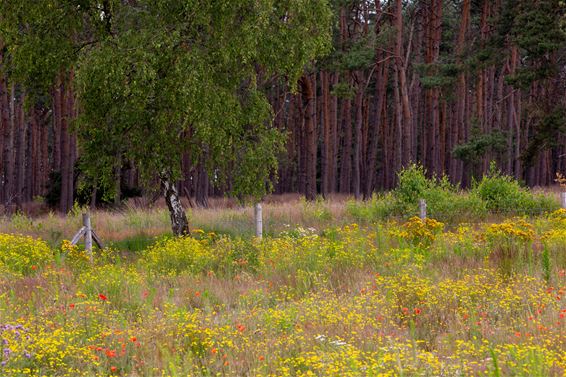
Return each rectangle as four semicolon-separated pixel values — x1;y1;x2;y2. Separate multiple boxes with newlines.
395;0;413;167
353;82;363;200
329;74;339;193
453;0;470;181
339;93;352;193
15;96;26;210
0;71;10;205
321;71;331;197
3;83;16;209
60;81;71;213
52;81;62;174
300;75;317;201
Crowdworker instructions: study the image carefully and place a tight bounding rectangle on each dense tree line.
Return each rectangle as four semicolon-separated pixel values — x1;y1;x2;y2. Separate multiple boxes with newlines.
1;0;565;214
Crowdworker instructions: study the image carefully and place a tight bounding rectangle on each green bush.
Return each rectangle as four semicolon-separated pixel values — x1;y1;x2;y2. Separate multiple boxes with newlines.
393;164;487;223
346;164;557;223
472;163;559;215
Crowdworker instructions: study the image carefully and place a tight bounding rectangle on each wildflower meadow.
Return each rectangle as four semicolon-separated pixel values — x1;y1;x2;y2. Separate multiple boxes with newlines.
0;204;564;376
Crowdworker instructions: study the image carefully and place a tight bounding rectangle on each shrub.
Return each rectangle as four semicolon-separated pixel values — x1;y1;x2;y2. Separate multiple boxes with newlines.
472;162;559;215
392;164;487;223
0;233;53;275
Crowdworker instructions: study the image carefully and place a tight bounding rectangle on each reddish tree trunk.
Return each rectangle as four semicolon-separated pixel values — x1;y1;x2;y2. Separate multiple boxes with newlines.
300;75;317;201
339;93;352;193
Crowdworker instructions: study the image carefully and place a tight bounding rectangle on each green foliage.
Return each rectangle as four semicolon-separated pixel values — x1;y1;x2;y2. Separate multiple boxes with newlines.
522;106;566;165
0;233;52;275
338;35;375;71
510;0;566;83
417;62;460;90
0;0;333;204
394;164;487;223
453;129;508;164
330;81;356;99
472;162;560;215
347;164;558;224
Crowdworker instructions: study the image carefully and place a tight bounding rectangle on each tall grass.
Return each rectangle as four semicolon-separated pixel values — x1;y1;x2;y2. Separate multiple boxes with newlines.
1;210;565;375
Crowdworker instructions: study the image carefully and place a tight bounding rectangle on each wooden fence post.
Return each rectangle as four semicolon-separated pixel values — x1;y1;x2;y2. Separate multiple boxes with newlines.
419;199;427;220
70;212;104;262
83;213;93;254
255;203;263;239
561;192;566;209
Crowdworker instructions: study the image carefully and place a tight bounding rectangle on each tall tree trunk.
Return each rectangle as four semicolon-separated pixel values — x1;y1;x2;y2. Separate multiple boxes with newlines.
321;71;331;197
59;81;71;213
0;72;11;206
300;75;317;200
339;93;352;193
395;0;413;167
329;74;339;192
366;45;389;196
3;83;16;209
352;80;363;200
15;97;27;210
160;174;190;236
453;0;470;182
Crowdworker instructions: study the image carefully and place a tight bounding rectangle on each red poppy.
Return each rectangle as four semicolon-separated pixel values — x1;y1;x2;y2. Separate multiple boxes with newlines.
69;303;75;309
110;366;117;372
236;324;246;332
414;308;422;315
105;349;117;358
31;265;37;271
98;294;108;301
130;336;137;342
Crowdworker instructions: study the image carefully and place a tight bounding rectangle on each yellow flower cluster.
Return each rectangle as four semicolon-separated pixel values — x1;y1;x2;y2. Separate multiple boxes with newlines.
0;233;52;275
394;216;445;248
486;218;535;243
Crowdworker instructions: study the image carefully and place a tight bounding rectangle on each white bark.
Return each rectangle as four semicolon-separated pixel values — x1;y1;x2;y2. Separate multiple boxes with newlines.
160;175;190;236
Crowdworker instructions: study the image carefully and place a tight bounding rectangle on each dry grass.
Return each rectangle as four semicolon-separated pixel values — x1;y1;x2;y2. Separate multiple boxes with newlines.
0;195;352;247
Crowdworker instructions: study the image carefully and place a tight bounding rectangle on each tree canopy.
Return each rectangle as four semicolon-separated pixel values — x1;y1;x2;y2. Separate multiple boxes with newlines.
0;0;332;234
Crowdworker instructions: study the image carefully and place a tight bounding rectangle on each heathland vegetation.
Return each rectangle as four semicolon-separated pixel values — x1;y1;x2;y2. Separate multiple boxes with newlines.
0;0;565;375
1;167;565;376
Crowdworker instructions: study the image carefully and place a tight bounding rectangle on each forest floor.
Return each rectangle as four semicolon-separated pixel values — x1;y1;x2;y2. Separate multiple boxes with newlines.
0;195;565;376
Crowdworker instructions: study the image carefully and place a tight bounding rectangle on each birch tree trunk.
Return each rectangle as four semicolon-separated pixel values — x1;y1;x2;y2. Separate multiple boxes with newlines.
160;174;190;236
